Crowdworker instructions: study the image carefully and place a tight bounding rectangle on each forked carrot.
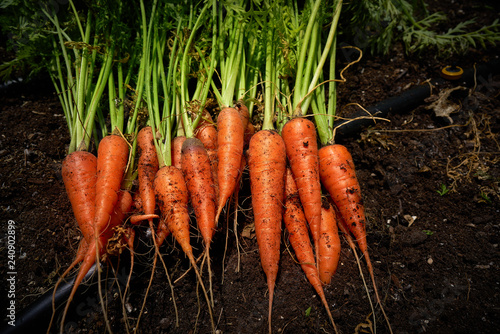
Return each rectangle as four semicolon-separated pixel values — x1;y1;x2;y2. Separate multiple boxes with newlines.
58;134;129;332
283;168;338;333
247;129;287;334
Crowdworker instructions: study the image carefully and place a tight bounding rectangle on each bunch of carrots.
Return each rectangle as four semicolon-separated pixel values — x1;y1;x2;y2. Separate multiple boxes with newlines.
42;0;393;333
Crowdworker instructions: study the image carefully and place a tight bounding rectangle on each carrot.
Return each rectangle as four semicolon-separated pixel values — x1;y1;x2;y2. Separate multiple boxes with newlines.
171;136;187;170
137;126;159;219
61;151;97;243
134;126;161;232
194;110;219;200
319;144;393;333
57;134;129;332
318;201;341;285
94;134;130;241
281;118;322;255
181;138;217;247
318;144;369;273
181;138;217;305
215;107;246;222
247;129;287;334
283;168;338;333
153;165;215;331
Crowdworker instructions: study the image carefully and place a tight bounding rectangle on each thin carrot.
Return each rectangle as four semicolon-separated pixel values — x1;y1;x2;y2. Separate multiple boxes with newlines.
283;168;338;333
247;129;287;334
153;165;215;331
318;200;341;285
215;107;246;222
171;135;186;170
281;118;322;255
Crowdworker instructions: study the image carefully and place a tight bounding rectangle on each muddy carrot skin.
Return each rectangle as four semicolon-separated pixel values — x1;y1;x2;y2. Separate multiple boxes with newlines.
181;138;217;246
281;118;322;253
136;126;160;226
195;110;219;200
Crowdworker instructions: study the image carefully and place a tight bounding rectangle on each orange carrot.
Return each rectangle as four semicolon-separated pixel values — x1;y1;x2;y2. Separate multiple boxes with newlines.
318;144;369;272
318;201;341;285
153;165;193;254
181;138;217;247
61;151;97;243
137;126;159;221
215;107;246;221
195;110;219;200
181;138;217;305
320;145;394;334
153;165;215;330
283;168;338;332
94;134;129;242
281;118;322;255
247;129;287;334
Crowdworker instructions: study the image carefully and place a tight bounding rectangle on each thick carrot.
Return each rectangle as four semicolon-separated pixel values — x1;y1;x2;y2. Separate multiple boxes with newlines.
195;110;219;199
153;165;192;255
283;168;338;332
153;165;215;330
137;126;159;221
181;138;217;247
171;136;186;170
318;201;341;285
281;118;322;254
247;129;287;334
181;138;217;305
215;107;246;222
318;144;369;270
61;150;97;243
94;134;129;240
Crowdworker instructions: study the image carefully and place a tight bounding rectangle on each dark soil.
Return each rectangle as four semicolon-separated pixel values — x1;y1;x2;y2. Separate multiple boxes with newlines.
1;1;500;334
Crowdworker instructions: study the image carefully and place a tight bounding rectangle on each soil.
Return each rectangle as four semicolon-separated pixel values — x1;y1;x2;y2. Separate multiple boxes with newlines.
1;1;499;334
